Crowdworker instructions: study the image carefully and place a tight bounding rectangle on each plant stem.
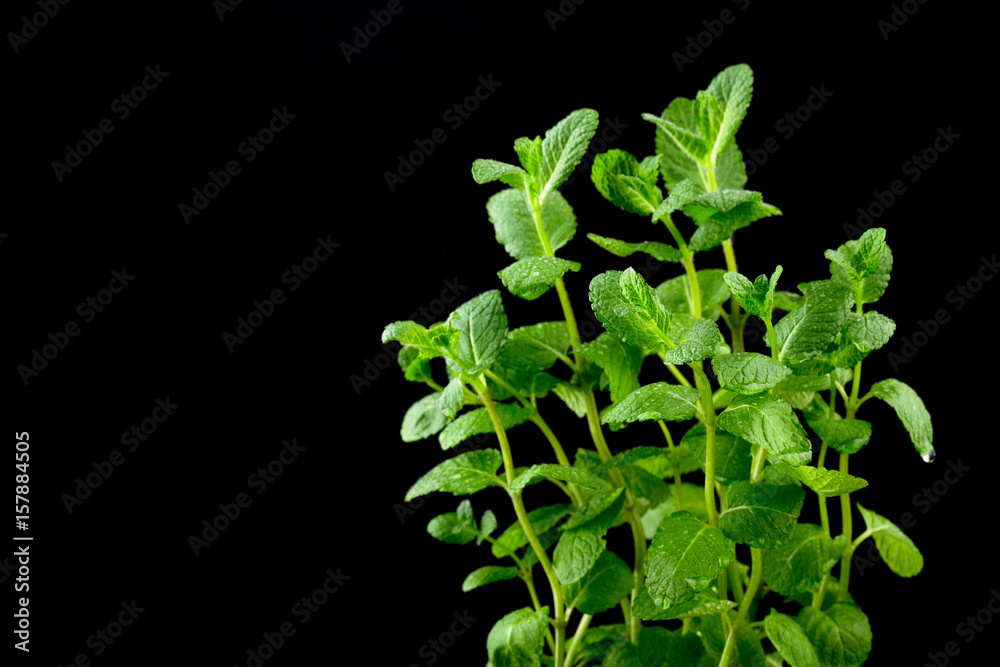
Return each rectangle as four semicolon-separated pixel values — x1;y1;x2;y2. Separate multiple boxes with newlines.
691;364;719;527
659;422;685;511
719;547;764;666
722;238;744;353
563;614;592;667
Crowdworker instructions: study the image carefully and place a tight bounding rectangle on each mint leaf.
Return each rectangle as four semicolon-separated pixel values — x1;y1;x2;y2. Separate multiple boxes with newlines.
479;509;498;544
554;527;606;585
578;333;644;403
498;321;570;373
774;290;806;312
807;417;872;455
586;233;683;263
650;178;701;221
682;424;752;486
428;500;478;545
763;524;849;596
563;550;634;615
631;586;735;621
486;188;577;260
717;394;812;466
591;149;662;215
856;503;924;577
783;464;869;497
539;108;599;201
463;565;520;593
401;393;450;442
711;352;792;394
553;382;588;418
643;101;710;168
405;449;504;501
638;625;707;666
509;464;613;495
439;403;533;450
704;63;754;164
765;610;820;667
397;346;433;383
866;378;934;461
439;376;465;419
561;487;626;533
661;319;725;364
492;504;571;558
845;311;895;352
382;320;459;360
602;383;702;425
589;270;671;349
472;159;530;191
656;268;731;319
687;194;782;253
644;511;735;607
829;235;894;305
774;280;854;362
449;290;509;371
594;446;668;475
642;482;709;534
719;481;805;548
498;256;581;301
798;602;873;667
723;265;782;321
486;607;548;667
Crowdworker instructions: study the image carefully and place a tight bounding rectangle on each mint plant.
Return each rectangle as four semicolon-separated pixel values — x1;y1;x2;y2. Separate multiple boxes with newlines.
382;64;933;666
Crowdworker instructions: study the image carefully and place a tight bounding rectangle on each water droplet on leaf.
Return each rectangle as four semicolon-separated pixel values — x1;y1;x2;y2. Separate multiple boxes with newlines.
921;447;936;463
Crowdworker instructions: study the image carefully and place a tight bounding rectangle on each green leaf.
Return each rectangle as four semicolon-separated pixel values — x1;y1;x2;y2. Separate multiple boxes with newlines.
774;290;806;312
448;290;509;372
631;586;736;621
586;233;683;263
492;504;571;558
603;643;641;667
439;376;465;420
717;393;812;466
463;565;520;592
603;382;702;425
865;378;934;461
539;108;600;201
562;487;626;533
765;610;820;667
662;319;725;364
510;464;613;495
644;511;735;607
682;424;752;485
594;446;668;475
783;464;869;497
686;193;782;253
578;333;644;404
398;346;433;383
737;629;768;667
591;149;663;215
472;159;530;190
798;602;873;667
719;481;805;548
513;136;542;177
844;311;895;352
439;403;534;450
563;550;634;615
829;234;893;305
498;256;581;301
774;280;854;363
401;393;450;442
479;509;498;544
405;449;504;501
807;417;872;455
704;64;754;163
763;524;848;596
656;268;731;319
554;527;606;584
711;352;792;394
644;102;710;167
428;500;479;545
382;320;460;360
723;266;782;321
486;188;577;260
553;382;588;418
650;178;701;221
487;607;549;667
642;482;709;534
498;321;570;374
638;625;707;666
856;503;924;577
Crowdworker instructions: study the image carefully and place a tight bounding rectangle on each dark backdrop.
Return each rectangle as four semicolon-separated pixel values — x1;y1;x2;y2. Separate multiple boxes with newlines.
5;1;991;665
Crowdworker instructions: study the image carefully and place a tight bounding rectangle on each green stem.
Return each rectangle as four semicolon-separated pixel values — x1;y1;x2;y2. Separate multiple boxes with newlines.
765;320;780;360
719;547;764;666
812;574;830;610
530;415;584;506
722;238;744;353
691;364;719;527
563;614;592;667
660;422;685;511
837;452;853;600
665;361;692;387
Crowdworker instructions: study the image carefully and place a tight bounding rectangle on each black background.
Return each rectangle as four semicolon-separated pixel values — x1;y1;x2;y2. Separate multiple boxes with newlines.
5;0;993;665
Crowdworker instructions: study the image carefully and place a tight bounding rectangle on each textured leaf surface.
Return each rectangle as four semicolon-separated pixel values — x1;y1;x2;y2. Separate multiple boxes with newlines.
487;607;548;667
867;378;934;460
510;464;613;494
401;393;450;442
463;565;520;592
497;321;570;374
656;269;731;319
472;159;529;190
857;503;924;577
563;550;634;615
711;352;791;394
720;481;805;548
578;333;644;403
681;424;751;485
427;500;478;544
486;188;577;260
784;464;869;497
589;270;670;349
603;383;702;424
644;511;735;606
763;524;848;596
498;257;581;301
539;108;600;201
774;281;854;362
766;610;819;667
405;449;504;501
631;586;735;621
798;603;873;667
449;290;509;371
661;319;725;364
718;394;812;466
492;504;571;558
807;418;872;455
554;528;606;584
439;403;533;450
591;149;662;215
587;233;683;262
